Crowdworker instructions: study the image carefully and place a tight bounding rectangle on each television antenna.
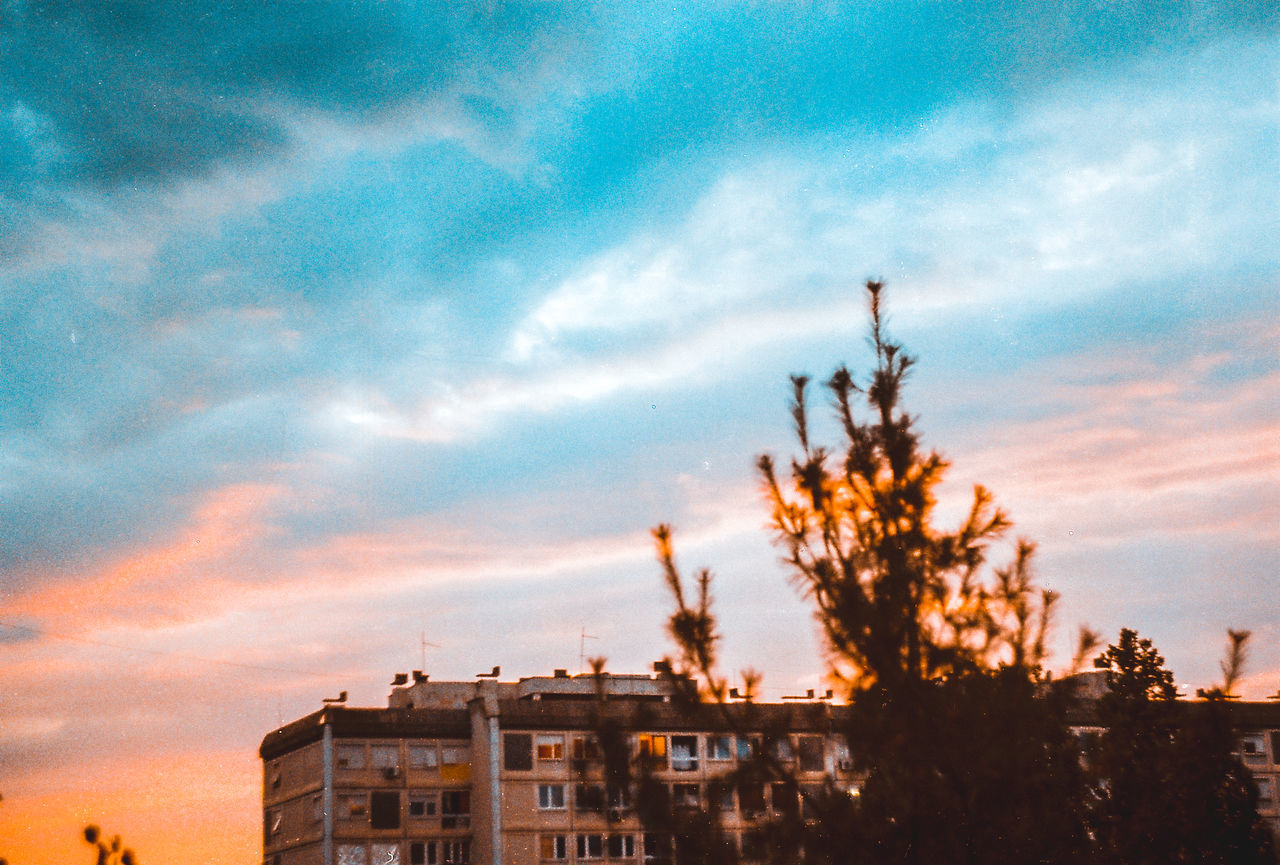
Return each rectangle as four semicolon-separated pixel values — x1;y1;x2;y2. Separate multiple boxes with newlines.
579;627;599;674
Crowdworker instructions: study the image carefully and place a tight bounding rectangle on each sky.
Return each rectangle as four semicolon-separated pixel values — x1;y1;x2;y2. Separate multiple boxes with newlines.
1;1;1277;862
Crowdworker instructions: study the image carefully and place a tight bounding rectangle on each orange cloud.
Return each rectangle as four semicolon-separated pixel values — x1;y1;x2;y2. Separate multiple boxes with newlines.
2;482;287;631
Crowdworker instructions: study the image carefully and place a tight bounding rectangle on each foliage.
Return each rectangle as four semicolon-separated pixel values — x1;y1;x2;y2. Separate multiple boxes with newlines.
650;282;1275;865
1090;628;1274;865
83;825;138;865
656;281;1087;864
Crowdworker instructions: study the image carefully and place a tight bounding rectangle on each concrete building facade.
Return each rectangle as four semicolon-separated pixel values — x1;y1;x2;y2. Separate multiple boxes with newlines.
261;669;1280;865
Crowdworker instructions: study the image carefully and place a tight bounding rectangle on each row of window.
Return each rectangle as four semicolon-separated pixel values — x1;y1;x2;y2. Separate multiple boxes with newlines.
1239;732;1280;766
337;790;471;829
336;743;470;772
505;733;833;773
540;833;636;860
336;840;469;865
538;831;784;864
534;781;825;817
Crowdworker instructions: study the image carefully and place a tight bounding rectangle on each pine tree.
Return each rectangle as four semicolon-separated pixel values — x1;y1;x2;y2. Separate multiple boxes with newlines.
658;281;1087;864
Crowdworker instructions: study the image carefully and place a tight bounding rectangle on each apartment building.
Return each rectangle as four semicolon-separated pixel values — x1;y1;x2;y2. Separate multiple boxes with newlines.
260;669;853;865
261;668;1280;865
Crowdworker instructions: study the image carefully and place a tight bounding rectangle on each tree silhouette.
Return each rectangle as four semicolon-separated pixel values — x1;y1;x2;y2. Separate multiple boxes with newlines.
657;281;1087;864
83;825;138;865
1090;628;1274;865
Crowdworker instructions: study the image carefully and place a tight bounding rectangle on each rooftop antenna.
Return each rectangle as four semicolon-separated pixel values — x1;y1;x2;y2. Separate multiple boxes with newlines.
420;631;440;671
579;627;599;674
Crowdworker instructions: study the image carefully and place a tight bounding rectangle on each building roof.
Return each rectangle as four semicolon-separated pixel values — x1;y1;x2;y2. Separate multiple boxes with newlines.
259;706;471;760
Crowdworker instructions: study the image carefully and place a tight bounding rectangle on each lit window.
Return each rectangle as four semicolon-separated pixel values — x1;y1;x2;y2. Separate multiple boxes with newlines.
637;734;666;766
536;735;564;761
538;784;566;810
540;835;568;860
670;736;698;772
577;834;604;860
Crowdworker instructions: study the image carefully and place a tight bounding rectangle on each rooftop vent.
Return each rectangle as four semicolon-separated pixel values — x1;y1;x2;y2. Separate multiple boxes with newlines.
554;669;569;678
391;673;409;686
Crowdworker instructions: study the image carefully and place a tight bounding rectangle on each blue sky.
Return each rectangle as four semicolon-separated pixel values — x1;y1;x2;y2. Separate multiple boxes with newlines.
1;2;1278;861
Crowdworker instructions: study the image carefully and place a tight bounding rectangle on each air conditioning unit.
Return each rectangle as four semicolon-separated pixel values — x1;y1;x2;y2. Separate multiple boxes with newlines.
383;767;402;779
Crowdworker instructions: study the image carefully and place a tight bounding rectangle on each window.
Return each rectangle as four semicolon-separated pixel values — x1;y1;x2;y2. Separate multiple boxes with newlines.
409;745;438;769
410;842;436;865
442;790;470;828
371;792;401;829
372;745;399;770
440;840;469;865
797;736;824;773
338;845;368;865
540;835;568;860
408;792;437;817
672;783;700;809
311;794;324;823
371;844;401;865
265;808;282;840
801;783;824;819
706;735;733;761
576;784;605;813
670;736;698;771
607;784;632;811
338;794;368;819
504;734;533;771
577;834;604;860
607;835;636;858
711;780;734;812
773;737;794;761
736;736;757;760
643;834;672;865
440;746;467;766
770;782;797;817
637;734;666;767
538;784;566;810
536;735;564;761
337;745;366;769
573;736;602;762
1257;778;1275;805
738;782;765;816
1241;734;1267;763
